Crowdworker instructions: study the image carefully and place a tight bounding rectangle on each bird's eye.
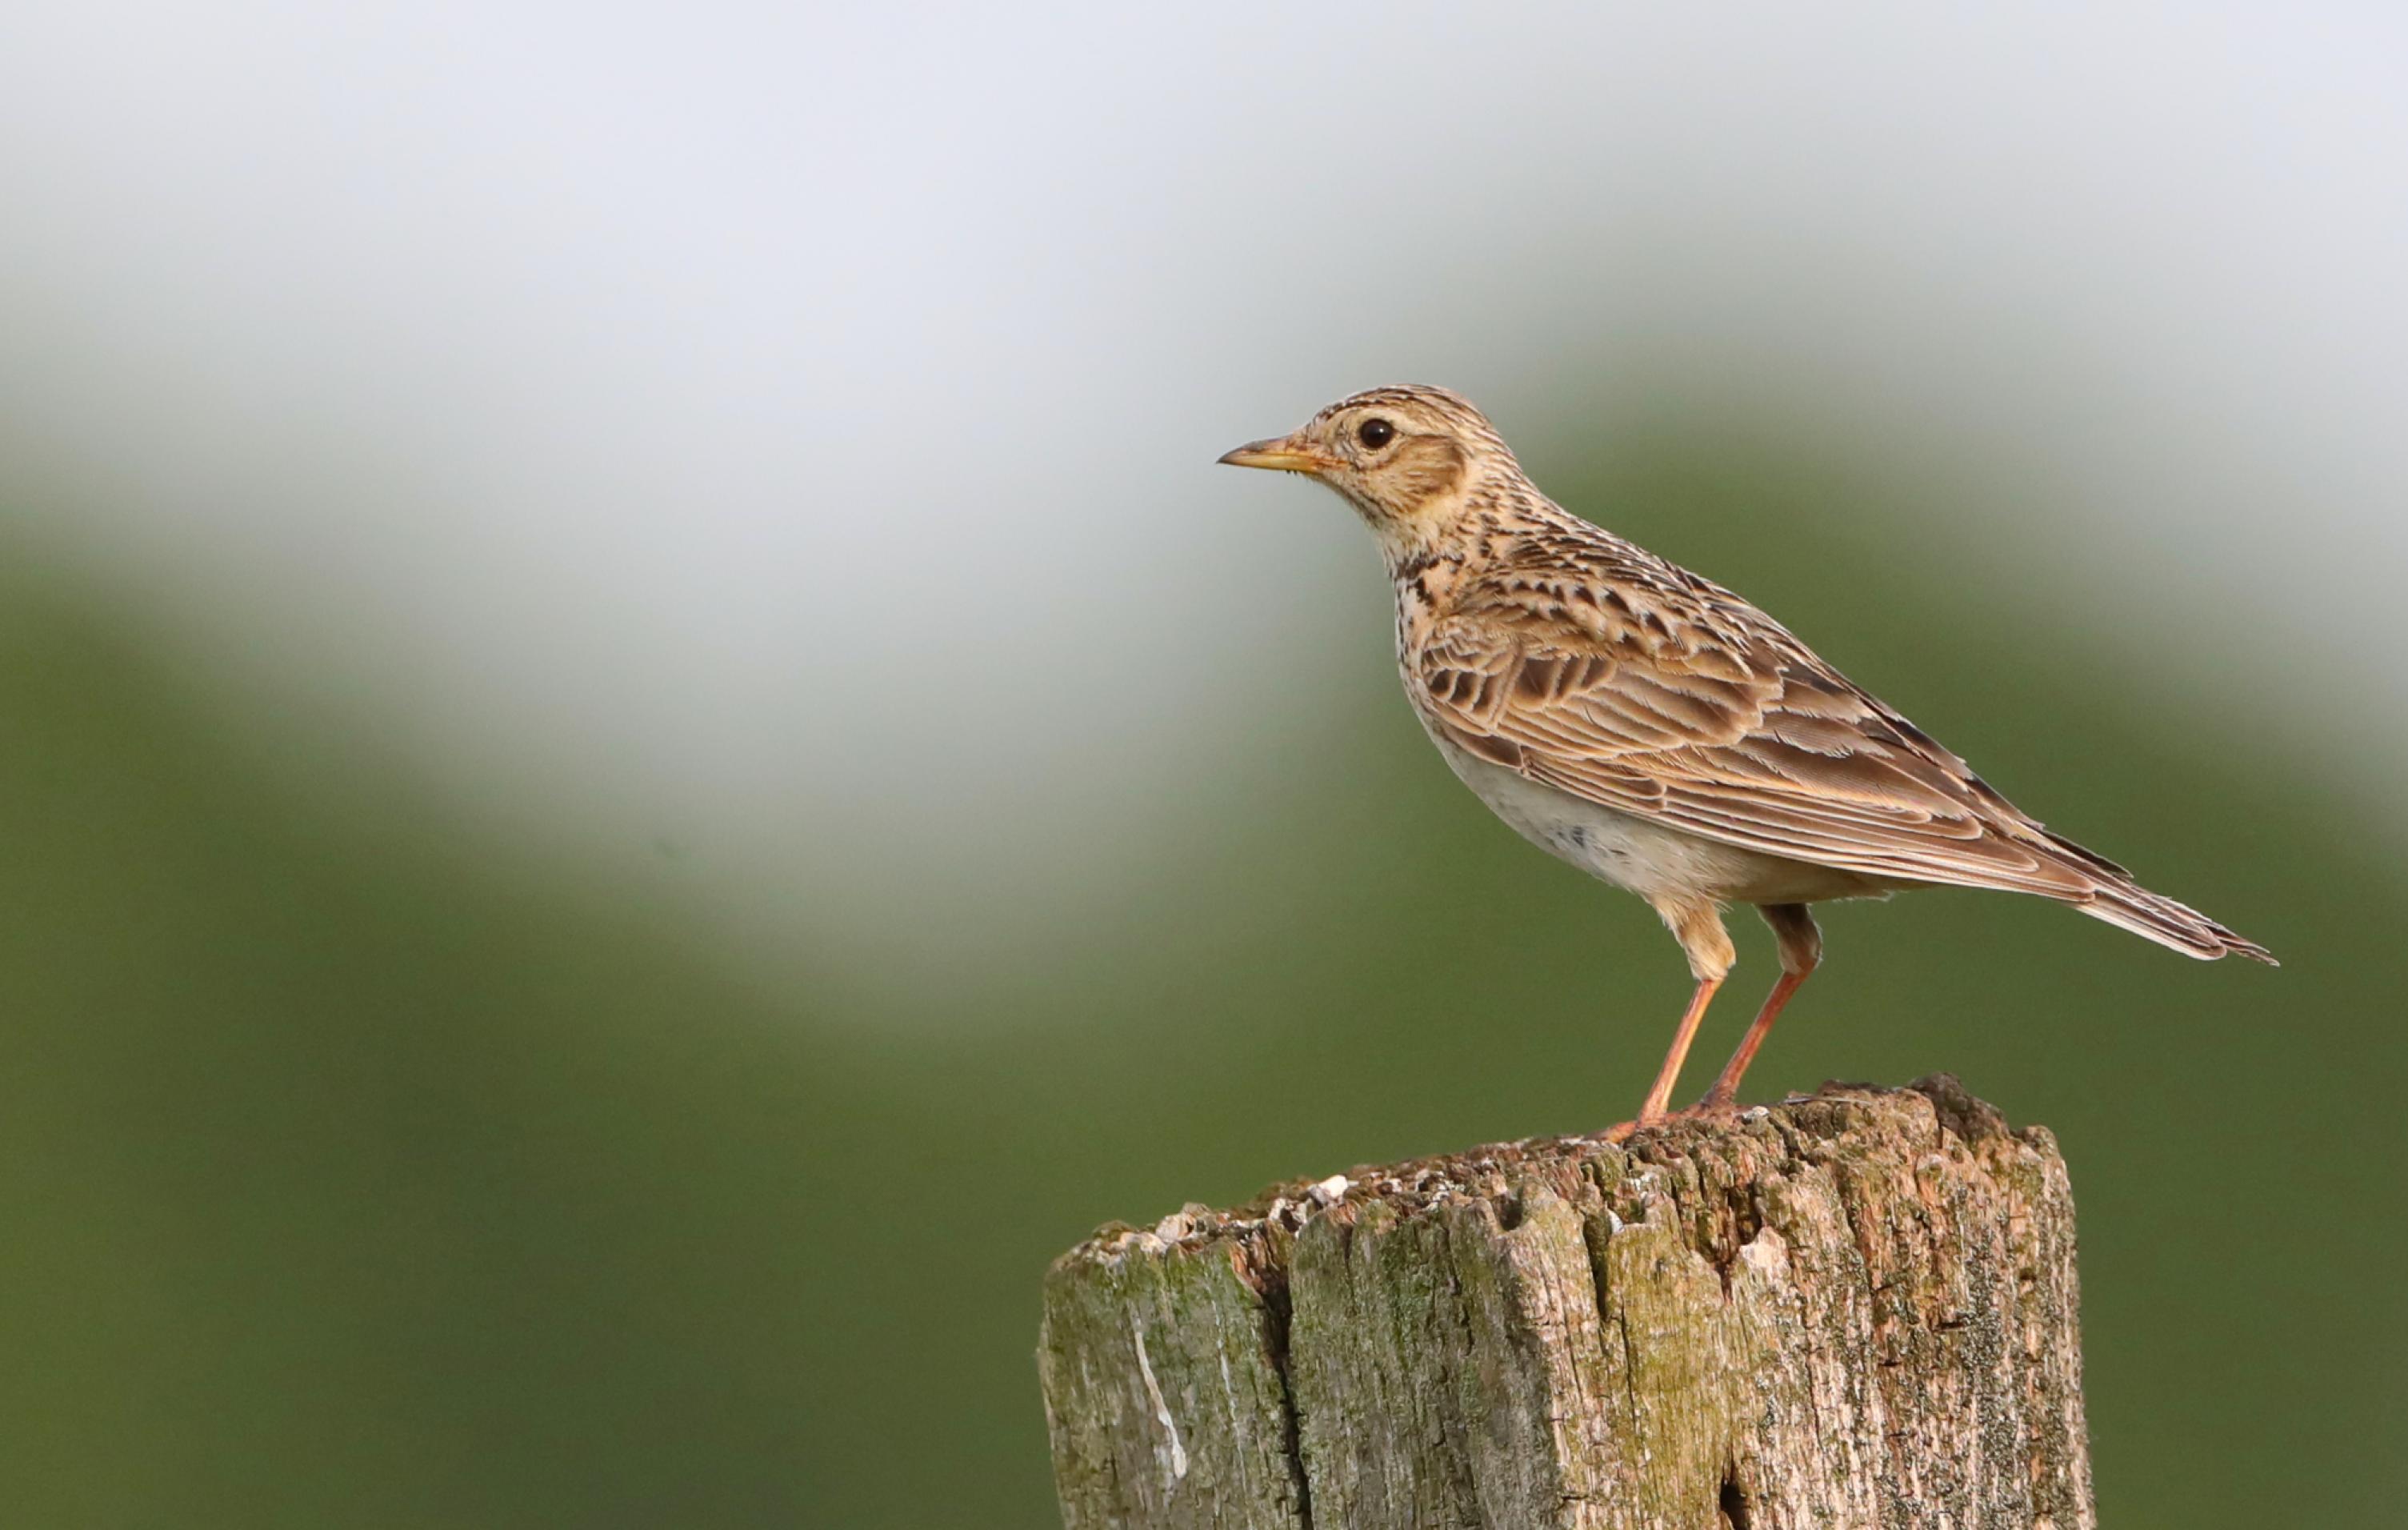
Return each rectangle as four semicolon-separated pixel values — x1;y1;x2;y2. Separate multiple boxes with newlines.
1357;418;1395;449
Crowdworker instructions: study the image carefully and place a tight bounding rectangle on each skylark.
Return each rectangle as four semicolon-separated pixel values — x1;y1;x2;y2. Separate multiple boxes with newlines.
1221;385;2273;1129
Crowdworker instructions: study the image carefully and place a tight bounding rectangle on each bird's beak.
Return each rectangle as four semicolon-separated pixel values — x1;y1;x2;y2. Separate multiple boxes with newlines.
1217;435;1334;475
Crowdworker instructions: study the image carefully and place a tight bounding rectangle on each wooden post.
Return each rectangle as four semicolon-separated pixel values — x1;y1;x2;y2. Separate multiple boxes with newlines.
1038;1076;2091;1529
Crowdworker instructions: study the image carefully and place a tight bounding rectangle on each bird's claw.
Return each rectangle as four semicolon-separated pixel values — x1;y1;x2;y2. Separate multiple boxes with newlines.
1595;1094;1749;1144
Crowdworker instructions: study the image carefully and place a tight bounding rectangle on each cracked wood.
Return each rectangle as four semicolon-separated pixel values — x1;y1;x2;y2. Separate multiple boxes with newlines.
1037;1076;2093;1529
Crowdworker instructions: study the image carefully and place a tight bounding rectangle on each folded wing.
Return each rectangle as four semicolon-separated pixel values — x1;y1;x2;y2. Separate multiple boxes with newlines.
1413;562;2271;962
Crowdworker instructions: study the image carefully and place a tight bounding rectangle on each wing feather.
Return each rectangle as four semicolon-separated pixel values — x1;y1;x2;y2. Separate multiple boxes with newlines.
1413;571;2110;899
1404;519;2270;961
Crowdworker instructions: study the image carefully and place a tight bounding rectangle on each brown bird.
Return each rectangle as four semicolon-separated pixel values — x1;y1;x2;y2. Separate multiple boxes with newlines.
1221;384;2273;1130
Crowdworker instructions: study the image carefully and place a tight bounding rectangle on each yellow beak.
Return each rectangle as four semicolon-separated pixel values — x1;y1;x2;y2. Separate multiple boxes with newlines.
1217;435;1333;475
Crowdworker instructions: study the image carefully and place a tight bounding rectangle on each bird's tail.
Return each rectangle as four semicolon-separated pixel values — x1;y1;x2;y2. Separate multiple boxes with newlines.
2038;830;2278;964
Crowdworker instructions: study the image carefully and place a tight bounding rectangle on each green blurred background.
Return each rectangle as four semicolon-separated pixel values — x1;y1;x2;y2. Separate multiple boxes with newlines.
4;420;2400;1524
3;4;2405;1526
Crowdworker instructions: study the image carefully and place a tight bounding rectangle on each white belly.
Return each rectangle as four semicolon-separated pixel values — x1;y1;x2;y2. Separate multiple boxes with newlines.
1429;733;1887;907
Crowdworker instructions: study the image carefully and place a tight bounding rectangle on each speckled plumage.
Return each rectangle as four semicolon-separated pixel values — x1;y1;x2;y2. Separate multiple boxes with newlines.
1221;384;2272;1127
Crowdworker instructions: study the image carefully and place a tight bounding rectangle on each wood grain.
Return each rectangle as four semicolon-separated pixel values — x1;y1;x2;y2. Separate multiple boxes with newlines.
1038;1076;2091;1529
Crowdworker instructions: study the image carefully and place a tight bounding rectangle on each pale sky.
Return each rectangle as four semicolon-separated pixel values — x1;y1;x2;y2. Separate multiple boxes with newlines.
1;2;2401;996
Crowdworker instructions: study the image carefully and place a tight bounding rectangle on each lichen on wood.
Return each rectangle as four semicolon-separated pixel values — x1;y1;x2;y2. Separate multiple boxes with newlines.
1038;1075;2092;1529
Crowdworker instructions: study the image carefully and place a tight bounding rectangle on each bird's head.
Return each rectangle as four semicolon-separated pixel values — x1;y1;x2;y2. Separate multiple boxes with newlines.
1218;384;1518;551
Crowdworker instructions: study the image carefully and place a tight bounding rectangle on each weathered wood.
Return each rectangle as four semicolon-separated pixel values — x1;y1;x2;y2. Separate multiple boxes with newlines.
1038;1076;2091;1529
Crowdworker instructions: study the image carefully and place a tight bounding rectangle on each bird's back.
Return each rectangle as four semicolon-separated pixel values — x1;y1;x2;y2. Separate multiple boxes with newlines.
1399;497;2274;963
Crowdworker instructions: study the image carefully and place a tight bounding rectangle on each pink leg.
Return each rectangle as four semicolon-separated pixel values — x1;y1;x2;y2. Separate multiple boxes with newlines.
1700;903;1822;1109
1639;975;1724;1123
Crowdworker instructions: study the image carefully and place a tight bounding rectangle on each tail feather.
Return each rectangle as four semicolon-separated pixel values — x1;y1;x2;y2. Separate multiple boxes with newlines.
2068;877;2278;965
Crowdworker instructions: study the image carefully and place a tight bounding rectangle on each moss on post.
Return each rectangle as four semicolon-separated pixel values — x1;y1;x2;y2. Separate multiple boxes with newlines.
1038;1076;2092;1529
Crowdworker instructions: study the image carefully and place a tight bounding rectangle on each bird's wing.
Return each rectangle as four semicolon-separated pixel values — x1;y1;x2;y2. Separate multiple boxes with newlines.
1410;567;2110;900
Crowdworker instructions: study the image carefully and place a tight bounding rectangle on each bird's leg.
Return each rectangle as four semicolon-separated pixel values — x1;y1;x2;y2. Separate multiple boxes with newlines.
1698;903;1822;1111
1627;897;1736;1125
1637;973;1723;1122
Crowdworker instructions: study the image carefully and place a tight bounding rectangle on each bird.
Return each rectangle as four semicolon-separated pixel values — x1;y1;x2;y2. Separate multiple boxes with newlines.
1218;384;2273;1131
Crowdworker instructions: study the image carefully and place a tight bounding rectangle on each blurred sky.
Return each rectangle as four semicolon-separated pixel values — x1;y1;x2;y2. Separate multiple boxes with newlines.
2;1;2404;1007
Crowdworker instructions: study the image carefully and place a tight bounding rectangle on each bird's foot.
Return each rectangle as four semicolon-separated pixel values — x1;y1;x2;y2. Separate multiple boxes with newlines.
1595;1094;1747;1144
1690;1088;1744;1119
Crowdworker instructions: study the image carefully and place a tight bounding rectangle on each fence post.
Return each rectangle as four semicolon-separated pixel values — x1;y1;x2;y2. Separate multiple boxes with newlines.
1038;1075;2092;1529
